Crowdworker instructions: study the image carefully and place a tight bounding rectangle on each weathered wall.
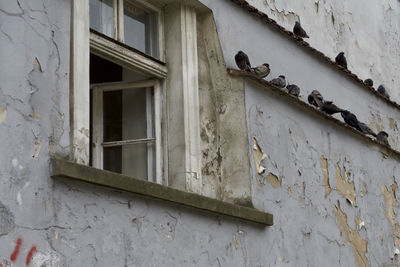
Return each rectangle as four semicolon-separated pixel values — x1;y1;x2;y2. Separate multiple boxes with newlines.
1;0;400;266
0;0;71;265
197;12;252;205
246;80;400;266
201;0;400;151
247;0;400;102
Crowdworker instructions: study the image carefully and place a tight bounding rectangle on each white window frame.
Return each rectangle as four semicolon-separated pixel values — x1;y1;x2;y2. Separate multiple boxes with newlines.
91;0;165;61
71;0;203;192
91;79;162;184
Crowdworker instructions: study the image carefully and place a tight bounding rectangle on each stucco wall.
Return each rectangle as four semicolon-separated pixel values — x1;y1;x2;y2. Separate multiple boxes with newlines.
247;0;400;102
1;0;399;266
246;80;400;266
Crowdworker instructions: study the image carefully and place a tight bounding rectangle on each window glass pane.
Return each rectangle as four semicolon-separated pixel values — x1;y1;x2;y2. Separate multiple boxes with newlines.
103;88;154;142
124;1;158;58
90;0;114;38
102;87;155;180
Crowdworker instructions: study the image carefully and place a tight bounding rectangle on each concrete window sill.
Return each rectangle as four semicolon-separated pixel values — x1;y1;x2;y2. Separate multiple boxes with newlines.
228;69;400;160
50;158;273;226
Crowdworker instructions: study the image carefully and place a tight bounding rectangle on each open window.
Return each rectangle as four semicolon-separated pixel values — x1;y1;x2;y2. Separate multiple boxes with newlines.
89;54;162;183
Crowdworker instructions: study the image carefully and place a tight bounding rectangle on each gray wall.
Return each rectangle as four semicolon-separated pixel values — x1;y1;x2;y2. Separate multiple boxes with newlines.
0;0;399;266
247;0;400;102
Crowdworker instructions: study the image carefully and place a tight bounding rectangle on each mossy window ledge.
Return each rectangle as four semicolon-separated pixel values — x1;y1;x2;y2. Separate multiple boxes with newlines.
50;158;273;226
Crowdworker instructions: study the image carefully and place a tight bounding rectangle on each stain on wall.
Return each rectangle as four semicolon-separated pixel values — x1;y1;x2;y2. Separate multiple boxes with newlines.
335;163;356;206
333;203;369;267
320;156;332;196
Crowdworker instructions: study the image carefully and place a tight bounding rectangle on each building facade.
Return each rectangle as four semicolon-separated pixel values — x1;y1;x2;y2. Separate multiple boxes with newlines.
1;0;400;266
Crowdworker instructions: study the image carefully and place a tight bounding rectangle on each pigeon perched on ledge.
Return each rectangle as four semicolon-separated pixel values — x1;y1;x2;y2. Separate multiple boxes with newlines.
341;110;362;132
358;122;377;137
376;131;390;147
307;90;324;108
377;85;390;99
286;84;300;97
293;21;309;38
235;51;251;72
270;75;286;88
321;101;343;115
335;52;347;69
252;63;270;79
364;79;373;87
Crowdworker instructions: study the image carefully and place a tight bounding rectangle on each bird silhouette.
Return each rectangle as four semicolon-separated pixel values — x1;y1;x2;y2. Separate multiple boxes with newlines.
321;101;343;115
341;110;362;132
270;75;286;88
293;21;309;38
307;90;324;108
252;63;270;79
286;84;300;97
335;52;347;69
377;85;390;99
364;79;373;87
358;122;377;137
376;131;390;147
235;51;251;72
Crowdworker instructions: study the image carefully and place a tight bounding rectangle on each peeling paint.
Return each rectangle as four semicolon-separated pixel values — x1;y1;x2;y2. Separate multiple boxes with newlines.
32;140;42;159
333;203;369;267
381;180;400;247
389;118;398;131
32;111;41;119
253;137;267;174
320;156;331;196
233;235;239;249
335;163;356;206
0;107;7;123
266;172;280;188
356;216;365;230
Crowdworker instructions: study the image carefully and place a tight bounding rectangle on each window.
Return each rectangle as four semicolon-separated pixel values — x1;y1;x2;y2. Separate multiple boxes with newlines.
71;0;203;193
88;0;165;183
89;0;160;58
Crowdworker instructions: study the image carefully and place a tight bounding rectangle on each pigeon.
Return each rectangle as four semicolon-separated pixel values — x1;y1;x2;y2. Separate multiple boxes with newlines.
293;21;309;38
364;79;373;87
335;52;347;69
286;84;300;97
377;85;390;99
376;131;390;147
358;122;377;137
341;110;362;132
235;51;251;72
252;63;270;79
270;75;286;88
321;101;343;115
307;90;324;108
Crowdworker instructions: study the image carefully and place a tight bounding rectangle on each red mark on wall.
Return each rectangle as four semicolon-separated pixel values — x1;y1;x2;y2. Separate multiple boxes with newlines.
10;237;22;262
8;237;38;266
26;246;37;266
